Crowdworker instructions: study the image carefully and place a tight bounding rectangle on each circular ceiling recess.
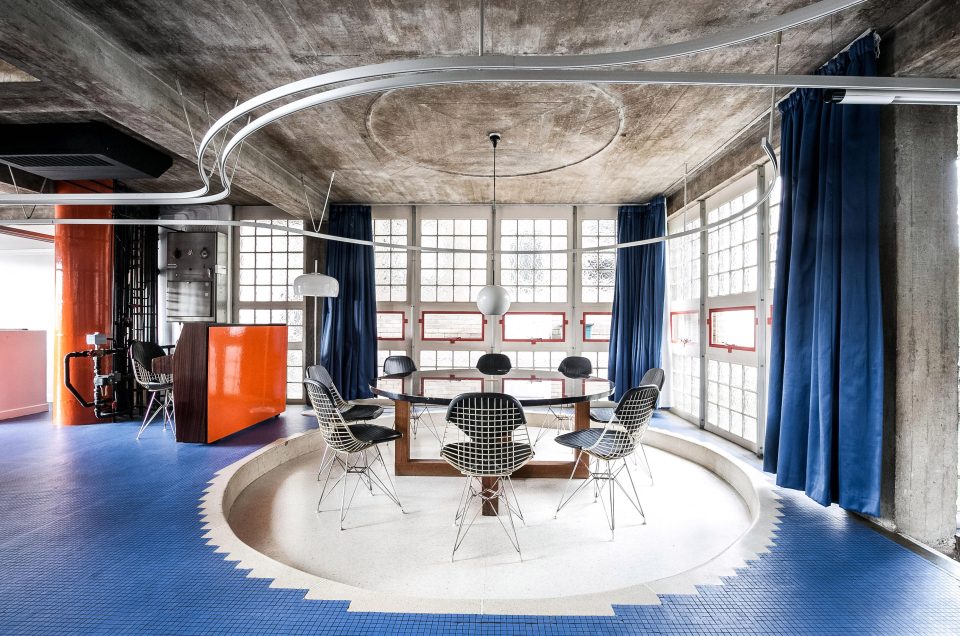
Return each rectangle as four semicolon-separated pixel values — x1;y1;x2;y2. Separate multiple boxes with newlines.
366;83;624;177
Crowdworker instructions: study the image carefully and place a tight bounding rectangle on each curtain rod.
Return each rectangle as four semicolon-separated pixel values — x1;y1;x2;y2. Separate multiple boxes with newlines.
663;28;877;199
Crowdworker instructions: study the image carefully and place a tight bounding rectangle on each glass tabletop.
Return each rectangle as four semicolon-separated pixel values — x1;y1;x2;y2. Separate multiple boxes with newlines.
370;367;614;406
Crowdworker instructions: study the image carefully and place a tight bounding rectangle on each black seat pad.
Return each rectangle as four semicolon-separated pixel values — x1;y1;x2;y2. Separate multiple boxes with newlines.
340;404;384;421
440;442;533;476
347;423;401;443
589;407;614;423
144;381;173;391
555;427;633;456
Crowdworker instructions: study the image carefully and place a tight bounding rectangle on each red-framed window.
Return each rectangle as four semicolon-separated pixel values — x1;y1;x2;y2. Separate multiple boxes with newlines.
502;377;565;400
420;311;486;342
669;310;699;344
420;376;484;399
708;306;757;352
581;311;612;342
501;312;566;343
376;311;407;340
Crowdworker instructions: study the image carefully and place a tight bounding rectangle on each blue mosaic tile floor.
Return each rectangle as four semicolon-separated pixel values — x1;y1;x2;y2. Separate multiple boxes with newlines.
0;410;958;635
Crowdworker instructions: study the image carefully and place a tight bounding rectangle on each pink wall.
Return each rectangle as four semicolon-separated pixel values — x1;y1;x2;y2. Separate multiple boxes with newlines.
0;330;48;420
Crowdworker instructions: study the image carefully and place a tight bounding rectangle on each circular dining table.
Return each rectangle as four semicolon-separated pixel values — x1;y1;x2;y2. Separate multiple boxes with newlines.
370;367;614;515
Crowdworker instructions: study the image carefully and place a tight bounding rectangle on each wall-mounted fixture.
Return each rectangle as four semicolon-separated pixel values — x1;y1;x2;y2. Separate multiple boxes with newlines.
166;232;227;322
825;89;960;106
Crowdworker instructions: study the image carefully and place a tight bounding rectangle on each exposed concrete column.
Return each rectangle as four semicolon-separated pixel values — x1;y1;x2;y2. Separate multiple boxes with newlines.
878;105;959;547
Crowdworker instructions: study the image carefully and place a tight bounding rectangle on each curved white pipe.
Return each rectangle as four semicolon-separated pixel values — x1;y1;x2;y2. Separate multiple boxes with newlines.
1;137;779;254
0;0;852;206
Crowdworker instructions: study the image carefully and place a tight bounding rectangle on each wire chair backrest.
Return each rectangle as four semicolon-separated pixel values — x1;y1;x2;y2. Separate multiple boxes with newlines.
586;385;659;460
446;392;526;440
442;392;533;477
303;379;366;453
639;368;665;390
129;341;171;385
383;355;417;375
305;364;348;410
557;355;592;378
613;385;660;439
476;353;512;375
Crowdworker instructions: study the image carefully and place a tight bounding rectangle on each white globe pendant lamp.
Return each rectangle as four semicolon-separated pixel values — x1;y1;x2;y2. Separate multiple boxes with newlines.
476;132;511;317
477;284;511;316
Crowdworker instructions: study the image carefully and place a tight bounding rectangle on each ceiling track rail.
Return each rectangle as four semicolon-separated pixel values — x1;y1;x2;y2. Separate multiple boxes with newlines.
2;0;956;209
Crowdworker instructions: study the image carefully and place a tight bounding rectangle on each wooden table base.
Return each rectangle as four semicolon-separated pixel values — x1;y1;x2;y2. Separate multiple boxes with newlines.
394;400;591;516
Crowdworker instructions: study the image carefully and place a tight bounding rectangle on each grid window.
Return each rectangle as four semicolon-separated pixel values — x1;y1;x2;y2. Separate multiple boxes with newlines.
707;190;758;297
420;219;488;302
501;313;565;342
374;218;408;302
236;220;305;401
581;219;616;303
670;311;698;344
707;360;759;443
500;219;568;303
671;351;700;419
377;349;406;392
579;351;609;379
668;214;701;302
768;178;781;289
238;220;305;302
419;350;484;370
502;350;567;371
421;312;485;341
582;312;612;341
376;311;405;340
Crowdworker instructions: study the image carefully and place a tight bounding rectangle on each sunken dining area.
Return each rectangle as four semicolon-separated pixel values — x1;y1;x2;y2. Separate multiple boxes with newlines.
0;1;959;634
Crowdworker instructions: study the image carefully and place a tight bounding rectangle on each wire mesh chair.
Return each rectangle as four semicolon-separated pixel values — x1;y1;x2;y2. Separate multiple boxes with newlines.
383;355;439;442
305;364;383;422
304;379;404;530
476;353;512;375
440;392;534;559
129;341;174;439
554;385;659;537
534;356;593;446
590;367;663;424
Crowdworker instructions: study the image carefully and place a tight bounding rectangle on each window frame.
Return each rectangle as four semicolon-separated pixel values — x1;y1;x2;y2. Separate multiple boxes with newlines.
376;310;407;341
581;311;612;343
420;310;487;343
707;305;758;353
500;311;567;344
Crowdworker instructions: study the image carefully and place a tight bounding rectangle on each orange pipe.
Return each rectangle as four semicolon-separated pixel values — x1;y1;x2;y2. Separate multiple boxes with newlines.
52;180;113;425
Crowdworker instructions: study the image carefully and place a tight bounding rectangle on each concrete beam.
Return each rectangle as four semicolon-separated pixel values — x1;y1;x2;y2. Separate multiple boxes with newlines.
0;0;323;215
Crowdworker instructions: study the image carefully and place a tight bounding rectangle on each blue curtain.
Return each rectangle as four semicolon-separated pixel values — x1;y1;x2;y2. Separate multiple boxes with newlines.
763;34;883;516
320;205;377;400
608;196;666;401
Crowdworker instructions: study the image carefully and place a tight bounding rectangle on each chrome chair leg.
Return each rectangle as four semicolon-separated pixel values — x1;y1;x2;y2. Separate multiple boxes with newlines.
452;476;522;561
555;450;593;518
504;476;525;525
137;391;163;440
638;443;654;484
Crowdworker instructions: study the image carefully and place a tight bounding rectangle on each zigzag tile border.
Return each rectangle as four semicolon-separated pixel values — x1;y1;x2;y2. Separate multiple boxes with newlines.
198;424;783;616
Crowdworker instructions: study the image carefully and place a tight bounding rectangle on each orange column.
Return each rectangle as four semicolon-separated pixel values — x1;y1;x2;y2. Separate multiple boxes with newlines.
52;180;114;425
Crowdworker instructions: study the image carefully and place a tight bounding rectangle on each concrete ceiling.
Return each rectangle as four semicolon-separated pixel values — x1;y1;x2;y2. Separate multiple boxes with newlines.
0;0;931;214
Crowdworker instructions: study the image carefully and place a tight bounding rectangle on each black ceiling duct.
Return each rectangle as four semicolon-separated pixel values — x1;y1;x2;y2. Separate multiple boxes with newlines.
0;122;172;180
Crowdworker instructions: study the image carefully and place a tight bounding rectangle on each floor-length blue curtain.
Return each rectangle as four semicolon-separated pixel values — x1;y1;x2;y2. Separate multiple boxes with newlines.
319;205;377;400
608;196;666;401
763;33;883;516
